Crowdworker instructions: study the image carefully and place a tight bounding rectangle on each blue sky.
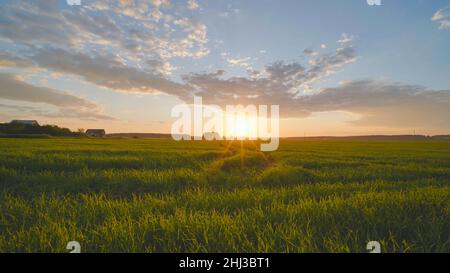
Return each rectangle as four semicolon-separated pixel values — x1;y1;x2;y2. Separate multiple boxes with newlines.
1;0;450;136
187;0;450;89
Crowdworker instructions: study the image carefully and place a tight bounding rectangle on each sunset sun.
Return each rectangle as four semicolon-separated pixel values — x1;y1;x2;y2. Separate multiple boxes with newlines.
235;118;250;138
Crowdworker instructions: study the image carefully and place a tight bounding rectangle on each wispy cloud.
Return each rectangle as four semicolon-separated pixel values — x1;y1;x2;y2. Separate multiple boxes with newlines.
337;33;354;44
187;0;200;10
225;57;253;70
183;37;357;107
0;73;114;120
432;6;450;29
27;48;191;97
219;3;240;17
0;33;356;105
294;80;450;129
0;0;209;77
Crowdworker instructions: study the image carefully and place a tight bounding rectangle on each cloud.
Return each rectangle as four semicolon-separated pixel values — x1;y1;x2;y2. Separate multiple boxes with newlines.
0;0;209;70
26;48;190;97
179;47;450;131
0;47;190;99
146;59;175;76
1;34;356;107
0;103;47;115
0;3;358;110
0;73;113;120
432;7;450;29
173;17;209;57
337;33;354;44
226;57;252;69
432;6;450;21
0;74;94;108
150;0;171;8
219;3;240;17
295;80;450;129
0;53;35;69
183;41;357;108
0;0;212;106
187;0;200;10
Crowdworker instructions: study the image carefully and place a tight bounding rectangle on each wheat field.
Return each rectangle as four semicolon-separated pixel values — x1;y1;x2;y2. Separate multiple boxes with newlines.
0;138;448;252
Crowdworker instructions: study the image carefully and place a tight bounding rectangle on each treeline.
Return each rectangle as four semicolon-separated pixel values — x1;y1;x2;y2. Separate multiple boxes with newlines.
0;123;83;137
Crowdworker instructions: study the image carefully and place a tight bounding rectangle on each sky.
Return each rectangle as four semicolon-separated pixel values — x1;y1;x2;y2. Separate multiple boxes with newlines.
0;0;450;137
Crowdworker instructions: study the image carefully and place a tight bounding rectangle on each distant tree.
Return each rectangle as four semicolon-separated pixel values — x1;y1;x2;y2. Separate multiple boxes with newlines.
0;123;80;137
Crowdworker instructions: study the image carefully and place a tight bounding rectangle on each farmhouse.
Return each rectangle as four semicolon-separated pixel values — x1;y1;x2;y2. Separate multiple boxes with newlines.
86;129;106;137
10;120;39;126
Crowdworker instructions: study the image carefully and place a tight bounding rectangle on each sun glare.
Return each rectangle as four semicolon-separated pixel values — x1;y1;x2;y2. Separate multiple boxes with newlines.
227;114;259;139
235;118;250;138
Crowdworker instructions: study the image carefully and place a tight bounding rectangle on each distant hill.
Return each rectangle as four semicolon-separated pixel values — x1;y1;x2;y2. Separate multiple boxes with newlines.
285;135;450;141
107;133;450;141
431;135;450;140
107;133;190;139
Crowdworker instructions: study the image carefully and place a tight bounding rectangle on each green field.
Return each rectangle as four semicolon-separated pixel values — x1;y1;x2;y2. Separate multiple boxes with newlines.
0;138;449;253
